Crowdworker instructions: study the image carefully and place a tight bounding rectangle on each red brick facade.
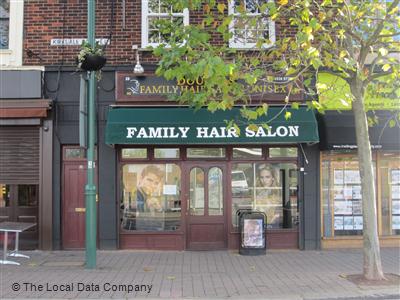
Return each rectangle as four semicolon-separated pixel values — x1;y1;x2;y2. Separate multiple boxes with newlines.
23;1;287;67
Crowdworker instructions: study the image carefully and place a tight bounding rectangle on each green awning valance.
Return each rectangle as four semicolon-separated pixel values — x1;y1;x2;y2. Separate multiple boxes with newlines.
105;107;319;145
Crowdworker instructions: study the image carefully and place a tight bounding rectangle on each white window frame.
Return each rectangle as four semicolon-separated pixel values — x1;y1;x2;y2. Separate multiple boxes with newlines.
228;0;275;49
0;0;24;67
141;0;189;48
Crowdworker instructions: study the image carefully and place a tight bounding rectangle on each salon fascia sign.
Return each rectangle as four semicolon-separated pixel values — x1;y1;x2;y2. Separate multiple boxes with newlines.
125;125;300;140
116;73;304;101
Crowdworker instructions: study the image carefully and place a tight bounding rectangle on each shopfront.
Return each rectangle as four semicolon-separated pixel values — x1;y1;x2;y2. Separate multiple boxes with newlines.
0;70;53;250
319;111;400;248
106;107;319;250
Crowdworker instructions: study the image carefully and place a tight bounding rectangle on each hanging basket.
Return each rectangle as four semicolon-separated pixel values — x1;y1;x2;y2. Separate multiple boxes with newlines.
79;54;107;71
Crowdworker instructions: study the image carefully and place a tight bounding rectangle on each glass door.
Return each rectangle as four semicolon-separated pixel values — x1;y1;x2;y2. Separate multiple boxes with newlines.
185;163;227;250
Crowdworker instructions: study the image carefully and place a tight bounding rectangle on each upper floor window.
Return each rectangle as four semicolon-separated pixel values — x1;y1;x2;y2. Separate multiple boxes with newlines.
141;0;189;48
0;0;23;66
228;0;275;49
0;0;9;49
386;0;400;42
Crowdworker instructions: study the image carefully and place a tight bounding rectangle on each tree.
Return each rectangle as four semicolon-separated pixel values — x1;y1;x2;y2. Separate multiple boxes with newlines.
153;0;400;280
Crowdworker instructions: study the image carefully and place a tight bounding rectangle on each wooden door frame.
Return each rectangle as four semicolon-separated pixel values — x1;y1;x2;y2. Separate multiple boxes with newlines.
183;161;228;250
61;146;99;249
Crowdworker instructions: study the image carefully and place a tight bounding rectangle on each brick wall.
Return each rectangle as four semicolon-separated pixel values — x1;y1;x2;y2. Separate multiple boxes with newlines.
23;0;288;67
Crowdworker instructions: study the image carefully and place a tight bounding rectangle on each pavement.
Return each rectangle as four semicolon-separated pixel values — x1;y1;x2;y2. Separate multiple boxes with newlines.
0;248;399;299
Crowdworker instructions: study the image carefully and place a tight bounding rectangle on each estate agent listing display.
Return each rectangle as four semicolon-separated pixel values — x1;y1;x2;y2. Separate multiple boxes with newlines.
333;169;364;234
333;168;400;233
391;170;400;231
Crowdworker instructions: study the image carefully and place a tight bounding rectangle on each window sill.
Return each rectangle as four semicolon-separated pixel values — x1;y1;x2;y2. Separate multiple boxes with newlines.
0;49;13;55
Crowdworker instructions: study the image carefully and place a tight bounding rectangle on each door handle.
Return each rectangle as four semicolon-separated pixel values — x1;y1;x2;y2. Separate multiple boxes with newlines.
75;207;86;212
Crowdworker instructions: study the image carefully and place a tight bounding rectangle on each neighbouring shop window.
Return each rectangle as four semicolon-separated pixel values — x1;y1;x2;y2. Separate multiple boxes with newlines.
231;162;298;229
121;164;181;231
0;183;10;207
322;153;376;237
187;148;226;158
0;0;9;49
18;185;38;207
379;152;400;235
233;148;262;159
155;148;180;159
122;148;147;159
269;147;298;158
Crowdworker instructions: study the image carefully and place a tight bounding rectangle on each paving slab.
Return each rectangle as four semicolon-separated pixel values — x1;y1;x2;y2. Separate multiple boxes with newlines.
0;248;399;299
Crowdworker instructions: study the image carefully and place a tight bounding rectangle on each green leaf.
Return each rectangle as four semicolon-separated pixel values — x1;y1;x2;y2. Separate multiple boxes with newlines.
382;64;391;72
378;48;388;56
217;3;225;14
291;102;299;110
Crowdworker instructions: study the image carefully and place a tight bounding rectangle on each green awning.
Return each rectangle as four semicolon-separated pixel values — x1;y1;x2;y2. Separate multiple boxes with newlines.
105;107;319;145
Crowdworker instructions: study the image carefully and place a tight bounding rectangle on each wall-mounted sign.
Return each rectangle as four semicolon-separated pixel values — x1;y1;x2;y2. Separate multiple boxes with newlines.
318;73;400;111
105;107;319;145
50;38;108;46
115;73;304;102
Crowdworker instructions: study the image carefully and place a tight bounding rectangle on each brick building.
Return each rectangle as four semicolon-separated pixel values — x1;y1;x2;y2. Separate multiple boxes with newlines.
0;0;398;251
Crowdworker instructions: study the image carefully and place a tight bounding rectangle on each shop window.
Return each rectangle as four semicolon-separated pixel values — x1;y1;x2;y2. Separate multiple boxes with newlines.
231;162;298;229
233;147;262;159
228;0;275;49
141;0;189;47
0;184;10;207
121;148;147;159
379;152;400;235
189;167;204;216
187;148;226;158
18;185;38;207
269;147;298;158
121;164;181;231
154;148;180;159
321;153;376;237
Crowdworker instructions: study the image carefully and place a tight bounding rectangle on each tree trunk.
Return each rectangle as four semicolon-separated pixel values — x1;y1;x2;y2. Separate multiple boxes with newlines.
350;79;385;281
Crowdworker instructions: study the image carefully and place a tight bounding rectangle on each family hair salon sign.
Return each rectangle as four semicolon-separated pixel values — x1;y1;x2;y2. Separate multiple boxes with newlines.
115;73;304;102
125;125;300;140
105;108;319;145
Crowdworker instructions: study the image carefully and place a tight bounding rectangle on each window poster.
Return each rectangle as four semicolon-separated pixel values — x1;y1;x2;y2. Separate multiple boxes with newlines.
334;186;344;200
353;200;362;215
352;185;362;199
242;219;264;247
344;186;353;200
344;216;354;230
163;185;177;195
392;215;400;230
334;216;344;230
391;169;400;184
353;216;363;230
391;185;400;200
344;170;361;184
334;200;353;215
392;201;400;215
334;170;344;185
